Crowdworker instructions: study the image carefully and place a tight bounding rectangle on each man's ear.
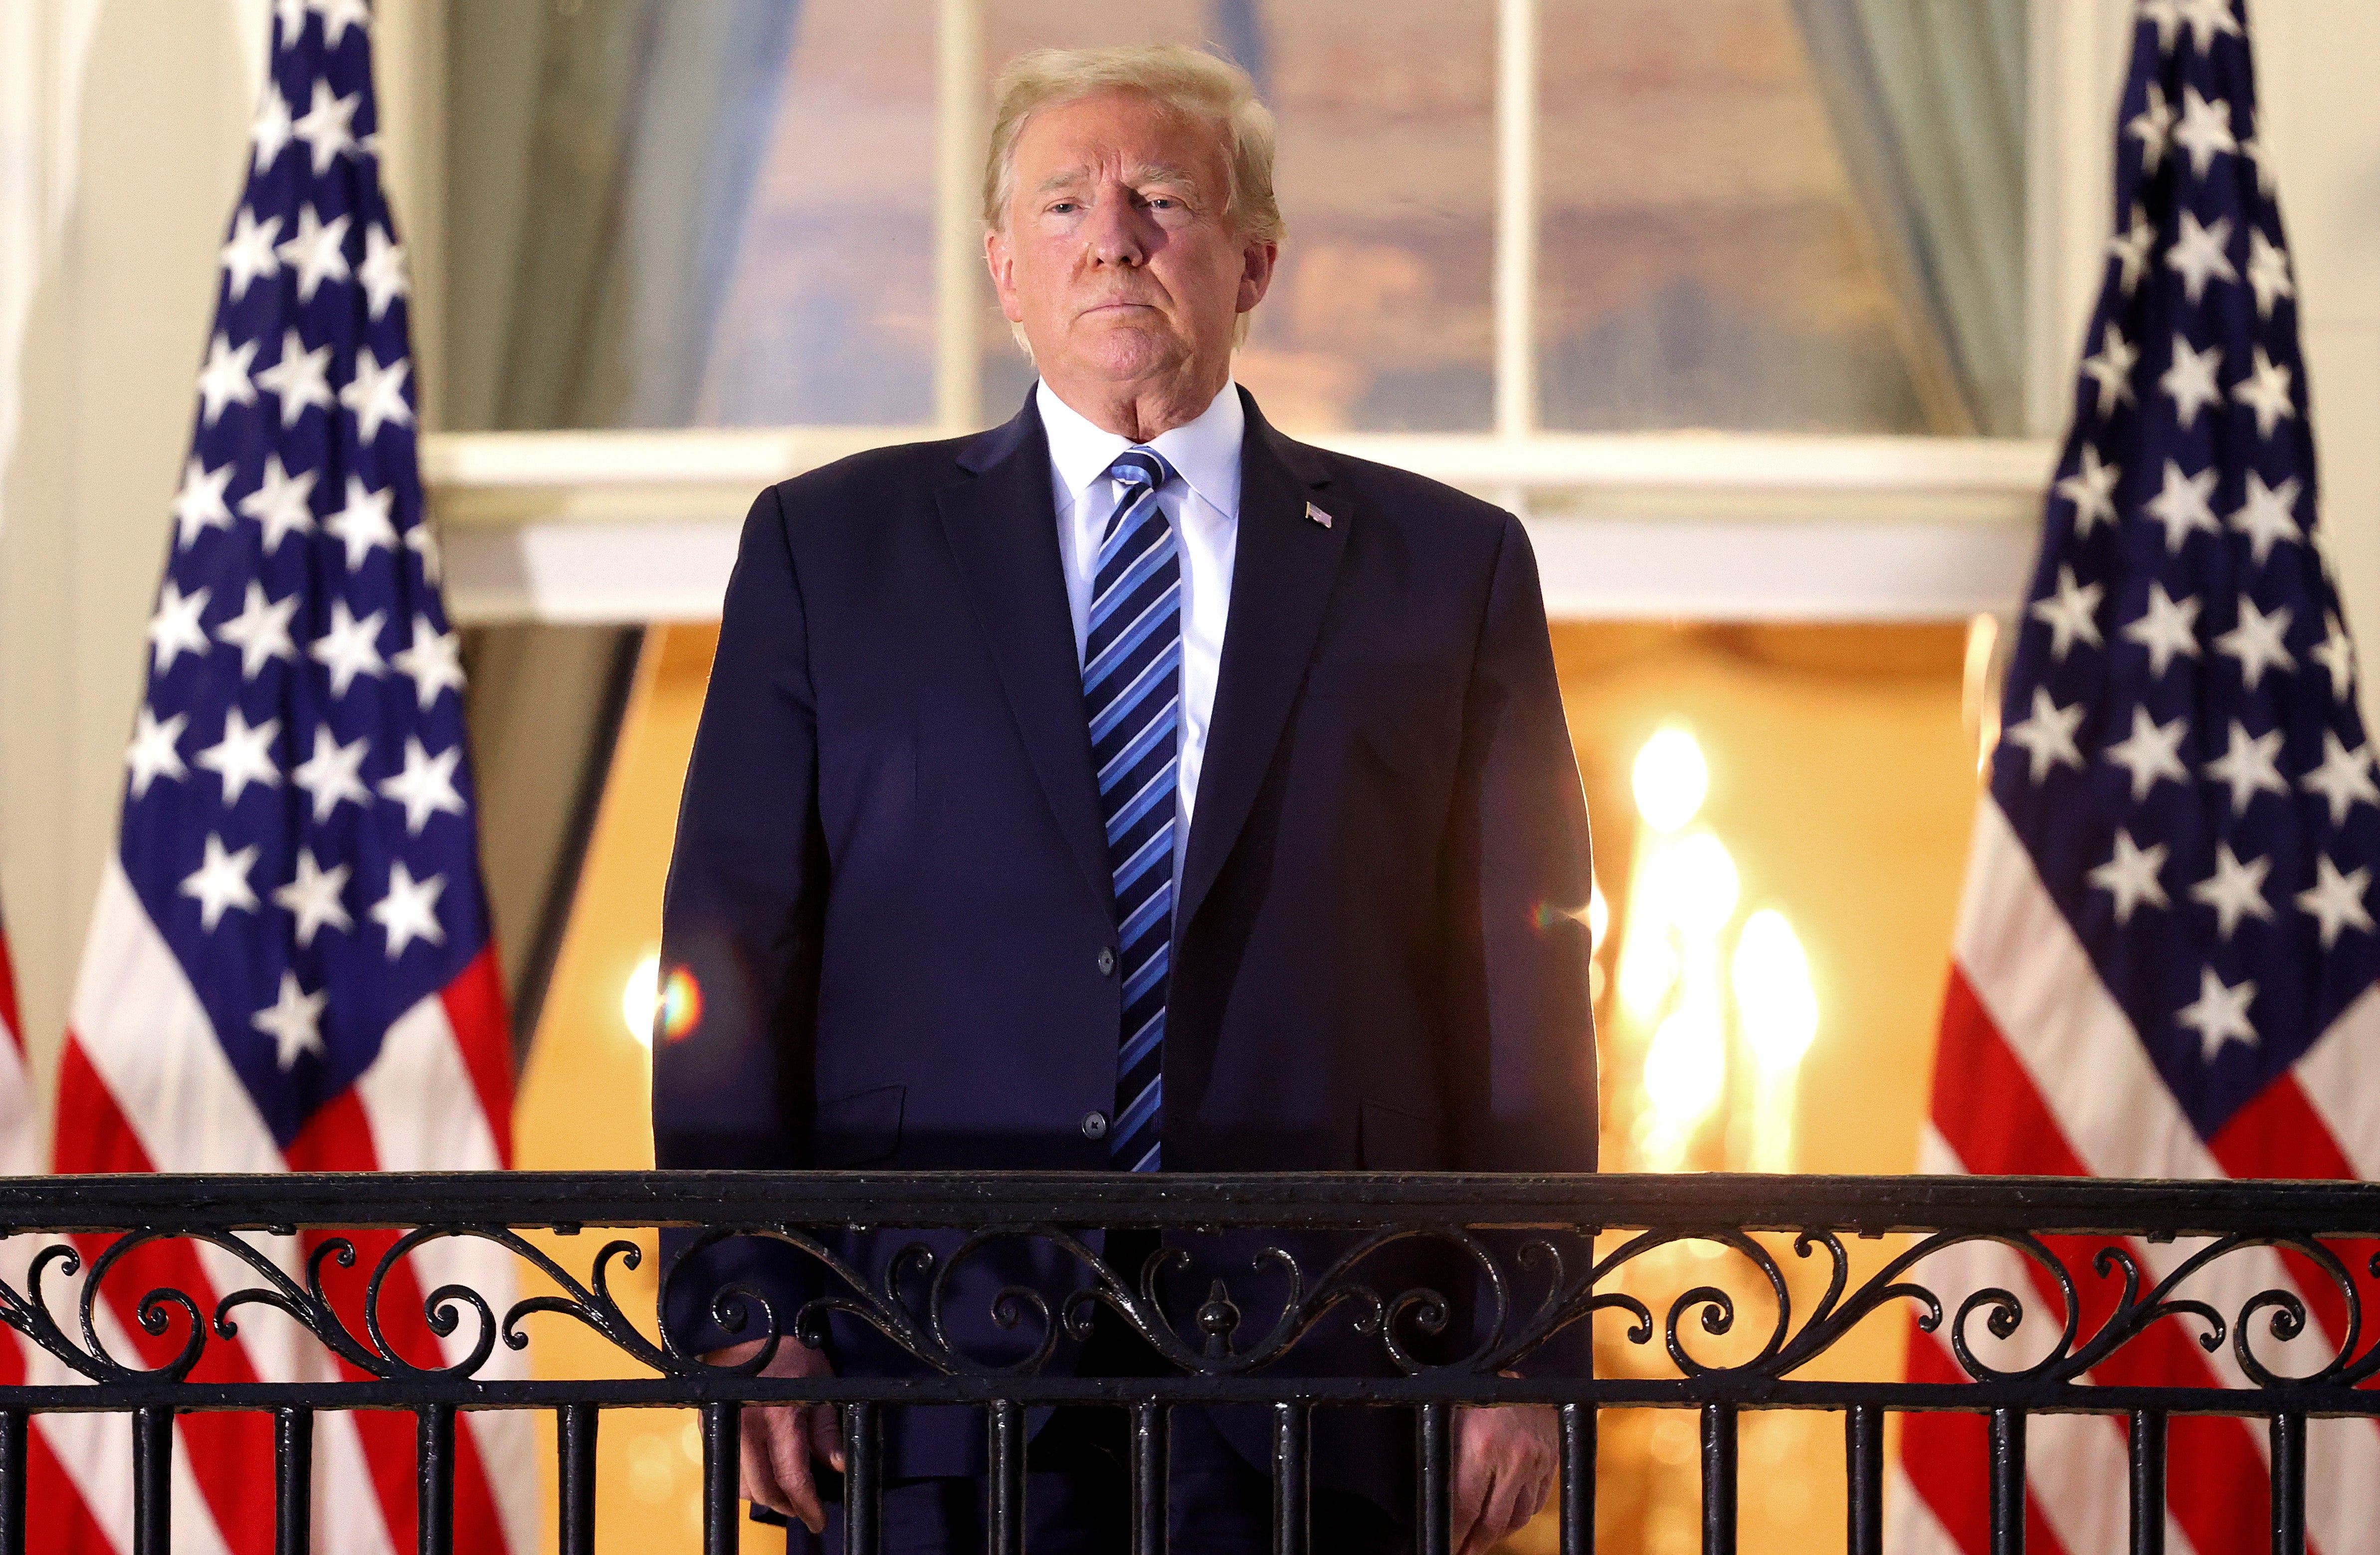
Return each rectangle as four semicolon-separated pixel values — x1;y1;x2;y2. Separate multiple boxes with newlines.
985;227;1025;325
1237;238;1279;316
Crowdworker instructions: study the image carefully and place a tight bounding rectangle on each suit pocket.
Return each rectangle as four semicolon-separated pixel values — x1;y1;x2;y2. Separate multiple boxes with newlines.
1359;1100;1445;1170
1302;660;1463;780
814;1084;905;1167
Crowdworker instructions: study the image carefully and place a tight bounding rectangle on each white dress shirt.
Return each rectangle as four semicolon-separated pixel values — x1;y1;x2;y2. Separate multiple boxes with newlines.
1038;378;1242;878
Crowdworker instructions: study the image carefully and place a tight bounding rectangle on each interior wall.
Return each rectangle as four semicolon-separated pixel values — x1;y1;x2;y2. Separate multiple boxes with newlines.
2255;0;2380;703
0;0;249;1113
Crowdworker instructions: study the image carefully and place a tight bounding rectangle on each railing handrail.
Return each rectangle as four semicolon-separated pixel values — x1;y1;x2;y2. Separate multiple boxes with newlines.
3;1168;2369;1553
11;1169;2380;1235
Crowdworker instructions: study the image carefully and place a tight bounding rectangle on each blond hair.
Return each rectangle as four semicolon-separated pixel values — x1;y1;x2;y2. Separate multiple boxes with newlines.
984;45;1283;355
983;44;1283;243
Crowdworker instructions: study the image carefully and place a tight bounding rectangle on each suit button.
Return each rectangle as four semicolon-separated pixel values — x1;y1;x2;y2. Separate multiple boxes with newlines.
1081;1111;1110;1140
1096;947;1118;976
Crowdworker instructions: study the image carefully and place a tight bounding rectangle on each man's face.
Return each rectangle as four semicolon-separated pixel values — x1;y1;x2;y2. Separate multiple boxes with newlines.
987;89;1275;390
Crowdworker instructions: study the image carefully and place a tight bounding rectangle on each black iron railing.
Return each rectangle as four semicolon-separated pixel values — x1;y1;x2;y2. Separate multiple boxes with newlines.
0;1171;2376;1554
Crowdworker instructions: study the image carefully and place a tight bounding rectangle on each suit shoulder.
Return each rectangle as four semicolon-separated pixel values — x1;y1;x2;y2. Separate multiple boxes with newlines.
1295;442;1517;548
758;433;977;522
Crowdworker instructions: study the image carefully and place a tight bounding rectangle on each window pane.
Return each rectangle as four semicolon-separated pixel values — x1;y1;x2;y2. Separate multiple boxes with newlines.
1253;2;1497;432
703;0;941;425
446;0;938;431
1535;0;2024;434
450;0;2021;438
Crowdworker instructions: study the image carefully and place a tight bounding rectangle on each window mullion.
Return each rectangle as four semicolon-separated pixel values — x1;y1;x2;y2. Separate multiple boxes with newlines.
935;0;987;434
1494;0;1539;451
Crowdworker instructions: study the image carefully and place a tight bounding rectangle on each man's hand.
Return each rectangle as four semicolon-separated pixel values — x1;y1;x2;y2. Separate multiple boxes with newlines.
705;1337;842;1533
1451;1402;1557;1555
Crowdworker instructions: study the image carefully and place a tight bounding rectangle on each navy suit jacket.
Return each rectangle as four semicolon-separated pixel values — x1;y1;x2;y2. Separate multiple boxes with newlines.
653;388;1596;1505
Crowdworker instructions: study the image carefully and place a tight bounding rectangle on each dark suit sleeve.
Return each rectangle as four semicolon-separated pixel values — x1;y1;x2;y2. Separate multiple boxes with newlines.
652;485;830;1354
1439;512;1599;1371
1442;510;1598;1172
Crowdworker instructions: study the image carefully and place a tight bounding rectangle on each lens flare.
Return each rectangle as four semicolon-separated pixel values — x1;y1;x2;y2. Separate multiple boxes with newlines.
624;955;705;1045
622;955;660;1047
658;966;703;1041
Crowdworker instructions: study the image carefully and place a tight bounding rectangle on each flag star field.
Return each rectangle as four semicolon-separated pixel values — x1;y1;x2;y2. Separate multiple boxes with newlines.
1991;0;2373;1142
119;6;486;1149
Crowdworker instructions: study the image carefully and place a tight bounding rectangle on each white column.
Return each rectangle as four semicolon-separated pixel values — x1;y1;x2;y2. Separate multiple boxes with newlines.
1493;0;1539;449
936;0;987;434
1493;0;1540;521
0;1;246;1097
374;0;446;429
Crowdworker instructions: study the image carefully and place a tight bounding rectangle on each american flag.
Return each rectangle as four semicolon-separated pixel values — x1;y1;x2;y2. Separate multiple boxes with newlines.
0;911;108;1546
0;907;27;1171
41;4;532;1551
1892;2;2380;1553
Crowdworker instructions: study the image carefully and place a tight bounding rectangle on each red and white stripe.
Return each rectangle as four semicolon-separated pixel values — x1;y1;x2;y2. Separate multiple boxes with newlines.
49;863;534;1554
1889;802;2380;1555
0;908;120;1549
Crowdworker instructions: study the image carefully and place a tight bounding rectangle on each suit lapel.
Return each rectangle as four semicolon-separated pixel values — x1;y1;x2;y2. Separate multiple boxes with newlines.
1178;390;1343;931
937;399;1115;918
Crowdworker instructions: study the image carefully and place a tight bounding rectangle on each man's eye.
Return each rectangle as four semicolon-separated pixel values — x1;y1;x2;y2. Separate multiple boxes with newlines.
1048;202;1078;215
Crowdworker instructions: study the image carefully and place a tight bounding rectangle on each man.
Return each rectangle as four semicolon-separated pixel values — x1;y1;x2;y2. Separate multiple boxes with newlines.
654;42;1596;1554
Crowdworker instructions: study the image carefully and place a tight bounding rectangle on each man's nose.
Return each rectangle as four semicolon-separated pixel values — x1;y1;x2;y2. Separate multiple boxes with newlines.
1085;191;1150;266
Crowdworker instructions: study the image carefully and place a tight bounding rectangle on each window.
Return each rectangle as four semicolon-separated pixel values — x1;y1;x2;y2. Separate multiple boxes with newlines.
427;1;2120;626
446;0;2032;441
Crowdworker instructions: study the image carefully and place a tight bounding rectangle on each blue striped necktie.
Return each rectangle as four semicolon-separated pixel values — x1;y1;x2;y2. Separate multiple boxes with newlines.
1084;447;1179;1172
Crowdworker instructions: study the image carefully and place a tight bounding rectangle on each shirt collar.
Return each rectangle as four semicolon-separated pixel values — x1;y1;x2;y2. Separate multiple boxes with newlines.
1037;378;1244;521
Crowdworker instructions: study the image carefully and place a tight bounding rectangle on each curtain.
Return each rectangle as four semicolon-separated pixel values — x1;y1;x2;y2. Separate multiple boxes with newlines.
463;0;803;432
1789;0;2028;437
443;3;800;1051
1211;0;1271;95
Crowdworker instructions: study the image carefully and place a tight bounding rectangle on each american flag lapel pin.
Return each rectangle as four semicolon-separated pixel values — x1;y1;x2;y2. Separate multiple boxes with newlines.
1305;501;1334;529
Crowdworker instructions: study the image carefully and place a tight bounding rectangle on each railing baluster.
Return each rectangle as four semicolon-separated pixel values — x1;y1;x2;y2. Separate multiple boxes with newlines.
1988;1408;2025;1555
557;1404;597;1555
701;1402;740;1555
0;1409;25;1555
276;1407;313;1555
1558;1402;1594;1555
417;1405;455;1555
988;1399;1025;1555
2128;1408;2165;1555
843;1400;882;1555
2270;1412;2307;1555
1272;1401;1310;1555
1418;1401;1453;1555
132;1407;171;1555
1701;1405;1737;1554
1845;1404;1883;1555
1128;1401;1166;1555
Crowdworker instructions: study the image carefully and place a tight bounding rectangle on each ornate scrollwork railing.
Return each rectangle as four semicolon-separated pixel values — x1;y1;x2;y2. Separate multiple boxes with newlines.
0;1171;2375;1555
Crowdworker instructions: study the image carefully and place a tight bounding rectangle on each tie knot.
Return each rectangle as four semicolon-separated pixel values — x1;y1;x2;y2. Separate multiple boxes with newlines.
1108;447;1174;492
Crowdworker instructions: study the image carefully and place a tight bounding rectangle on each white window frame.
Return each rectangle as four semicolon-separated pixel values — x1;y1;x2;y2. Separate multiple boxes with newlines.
405;0;2133;627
